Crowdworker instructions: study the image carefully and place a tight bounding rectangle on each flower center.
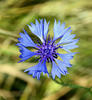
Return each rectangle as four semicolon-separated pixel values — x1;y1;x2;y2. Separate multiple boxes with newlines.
44;49;50;54
37;41;58;62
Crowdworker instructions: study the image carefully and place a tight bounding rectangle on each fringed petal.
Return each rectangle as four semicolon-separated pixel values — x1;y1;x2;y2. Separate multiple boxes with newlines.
16;29;37;47
53;20;71;41
24;60;49;80
51;61;62;79
57;52;76;65
28;19;50;42
55;59;68;75
18;46;37;62
62;40;79;52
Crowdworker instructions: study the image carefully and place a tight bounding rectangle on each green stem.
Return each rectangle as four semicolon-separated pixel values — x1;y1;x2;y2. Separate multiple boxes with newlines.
49;75;91;93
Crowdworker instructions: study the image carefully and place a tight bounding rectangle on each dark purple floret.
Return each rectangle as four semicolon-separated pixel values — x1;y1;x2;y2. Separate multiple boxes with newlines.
36;36;58;62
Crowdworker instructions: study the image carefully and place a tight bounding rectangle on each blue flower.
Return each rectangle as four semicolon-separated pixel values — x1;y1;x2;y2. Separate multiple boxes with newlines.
16;19;79;80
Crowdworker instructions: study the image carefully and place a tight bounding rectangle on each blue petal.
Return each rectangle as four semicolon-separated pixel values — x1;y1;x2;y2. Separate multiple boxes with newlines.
57;52;76;65
17;29;37;47
51;61;62;79
43;19;50;40
53;20;71;41
18;46;37;62
55;59;68;75
24;60;49;80
58;29;79;44
61;39;79;52
58;30;72;44
28;19;50;42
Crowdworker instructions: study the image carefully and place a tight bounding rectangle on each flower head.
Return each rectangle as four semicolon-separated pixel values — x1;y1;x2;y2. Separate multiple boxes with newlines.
16;19;79;80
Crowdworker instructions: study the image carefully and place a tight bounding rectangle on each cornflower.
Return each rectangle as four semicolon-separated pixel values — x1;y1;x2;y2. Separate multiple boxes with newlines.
16;19;79;80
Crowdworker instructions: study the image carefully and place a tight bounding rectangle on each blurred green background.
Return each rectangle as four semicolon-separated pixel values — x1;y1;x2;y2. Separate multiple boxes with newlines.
0;0;92;100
